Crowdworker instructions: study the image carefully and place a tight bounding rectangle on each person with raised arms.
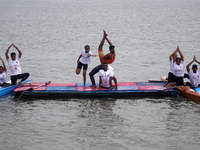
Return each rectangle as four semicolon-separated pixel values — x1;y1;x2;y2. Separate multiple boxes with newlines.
5;43;30;85
165;46;185;87
0;57;7;86
89;30;116;88
76;45;96;87
99;64;117;89
186;55;200;87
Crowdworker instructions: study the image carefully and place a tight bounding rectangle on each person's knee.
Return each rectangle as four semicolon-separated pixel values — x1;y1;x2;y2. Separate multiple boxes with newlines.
76;69;80;75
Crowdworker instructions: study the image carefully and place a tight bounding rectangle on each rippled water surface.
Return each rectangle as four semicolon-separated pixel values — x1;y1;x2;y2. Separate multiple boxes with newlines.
0;0;200;149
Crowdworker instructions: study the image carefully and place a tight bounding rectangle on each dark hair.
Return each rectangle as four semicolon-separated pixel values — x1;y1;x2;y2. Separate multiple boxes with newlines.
85;45;90;49
109;45;115;50
176;57;181;61
0;66;4;69
11;52;16;56
192;64;198;69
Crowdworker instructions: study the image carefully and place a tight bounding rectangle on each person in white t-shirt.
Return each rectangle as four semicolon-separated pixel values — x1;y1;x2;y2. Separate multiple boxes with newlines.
186;55;200;87
0;57;7;86
76;45;96;87
165;46;185;87
98;64;117;88
5;43;30;85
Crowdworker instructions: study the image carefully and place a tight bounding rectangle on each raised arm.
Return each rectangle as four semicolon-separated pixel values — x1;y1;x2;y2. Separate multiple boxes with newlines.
105;37;113;46
5;44;13;59
186;55;195;72
13;44;22;58
195;57;200;65
177;46;184;61
169;47;178;61
0;57;7;72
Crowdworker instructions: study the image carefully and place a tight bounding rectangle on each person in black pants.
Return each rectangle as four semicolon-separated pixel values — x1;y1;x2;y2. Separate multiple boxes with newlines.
5;43;30;85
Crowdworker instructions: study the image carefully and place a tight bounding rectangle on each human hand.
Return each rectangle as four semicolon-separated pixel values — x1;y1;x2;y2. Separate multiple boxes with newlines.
194;55;196;61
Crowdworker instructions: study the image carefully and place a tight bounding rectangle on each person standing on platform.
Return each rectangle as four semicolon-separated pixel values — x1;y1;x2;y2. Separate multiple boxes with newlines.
76;45;96;87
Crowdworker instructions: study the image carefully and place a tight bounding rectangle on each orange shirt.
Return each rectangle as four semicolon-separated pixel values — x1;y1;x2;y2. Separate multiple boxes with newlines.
104;53;115;64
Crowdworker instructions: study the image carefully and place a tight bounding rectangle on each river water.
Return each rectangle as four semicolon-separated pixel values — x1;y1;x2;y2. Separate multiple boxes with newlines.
0;0;200;149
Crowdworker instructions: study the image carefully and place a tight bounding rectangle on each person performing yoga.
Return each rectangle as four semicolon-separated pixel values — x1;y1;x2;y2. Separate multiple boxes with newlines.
5;43;30;85
89;30;116;88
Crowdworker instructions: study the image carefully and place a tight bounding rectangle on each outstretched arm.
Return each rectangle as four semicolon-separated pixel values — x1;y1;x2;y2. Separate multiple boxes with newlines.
177;46;184;61
0;57;7;72
13;44;22;58
186;55;195;72
5;44;13;59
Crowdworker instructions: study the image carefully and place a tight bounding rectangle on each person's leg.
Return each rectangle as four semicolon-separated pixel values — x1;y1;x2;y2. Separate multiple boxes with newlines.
11;75;18;85
184;73;190;79
89;64;104;87
176;77;184;86
18;73;30;85
82;64;88;87
76;62;82;75
168;72;173;83
83;70;86;87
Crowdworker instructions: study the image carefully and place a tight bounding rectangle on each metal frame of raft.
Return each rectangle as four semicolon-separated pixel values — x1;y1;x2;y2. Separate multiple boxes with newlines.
14;81;173;99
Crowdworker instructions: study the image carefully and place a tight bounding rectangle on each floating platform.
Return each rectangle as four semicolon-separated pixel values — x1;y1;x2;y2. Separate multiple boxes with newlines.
14;81;173;99
0;79;32;97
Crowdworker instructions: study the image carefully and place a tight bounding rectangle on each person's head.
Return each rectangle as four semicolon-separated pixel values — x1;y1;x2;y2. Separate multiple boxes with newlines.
0;66;4;74
84;45;90;53
11;52;16;60
109;45;115;54
176;57;181;65
192;64;198;73
103;63;108;71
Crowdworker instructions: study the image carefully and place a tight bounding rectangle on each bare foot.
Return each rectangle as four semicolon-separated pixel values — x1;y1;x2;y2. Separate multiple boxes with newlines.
90;85;97;88
18;82;23;85
164;83;174;88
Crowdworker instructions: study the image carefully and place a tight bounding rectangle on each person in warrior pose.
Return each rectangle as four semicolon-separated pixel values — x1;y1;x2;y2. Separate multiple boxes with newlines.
0;57;7;86
186;55;200;87
89;30;116;88
5;43;30;85
76;45;96;87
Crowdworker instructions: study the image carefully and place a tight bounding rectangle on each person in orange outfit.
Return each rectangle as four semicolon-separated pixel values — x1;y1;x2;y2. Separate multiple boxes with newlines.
89;30;116;88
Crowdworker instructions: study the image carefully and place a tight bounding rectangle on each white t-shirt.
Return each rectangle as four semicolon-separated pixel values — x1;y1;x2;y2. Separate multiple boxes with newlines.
173;61;184;77
79;50;92;64
189;70;200;87
7;57;22;76
108;65;114;76
99;69;114;88
0;71;7;84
